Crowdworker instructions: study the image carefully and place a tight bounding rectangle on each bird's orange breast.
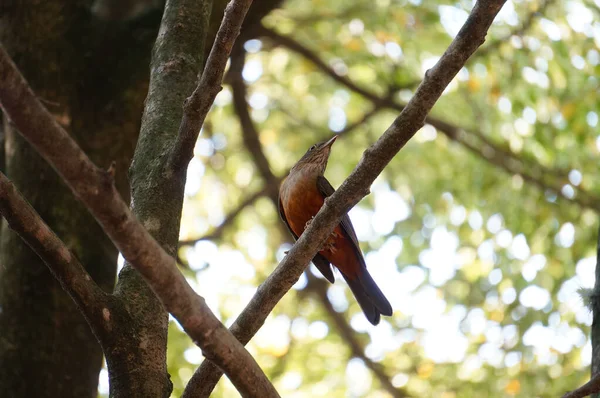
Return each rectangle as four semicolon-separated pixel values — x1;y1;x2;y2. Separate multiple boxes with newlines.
280;173;361;279
280;174;324;238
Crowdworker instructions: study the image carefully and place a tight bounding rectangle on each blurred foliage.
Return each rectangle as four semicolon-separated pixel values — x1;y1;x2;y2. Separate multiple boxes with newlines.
169;0;600;396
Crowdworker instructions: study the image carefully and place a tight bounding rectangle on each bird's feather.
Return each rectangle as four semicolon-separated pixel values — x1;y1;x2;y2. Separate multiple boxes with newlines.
316;176;393;319
342;273;380;325
278;195;335;283
316;176;361;255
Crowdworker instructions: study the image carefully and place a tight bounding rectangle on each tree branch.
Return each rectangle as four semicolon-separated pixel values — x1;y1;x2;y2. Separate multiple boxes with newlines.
455;131;600;210
111;0;213;393
256;24;384;104
179;92;381;253
179;187;268;246
0;172;111;341
0;15;280;398
563;374;600;398
184;0;507;393
229;46;282;203
169;0;254;172
258;25;600;212
304;273;407;397
183;43;288;398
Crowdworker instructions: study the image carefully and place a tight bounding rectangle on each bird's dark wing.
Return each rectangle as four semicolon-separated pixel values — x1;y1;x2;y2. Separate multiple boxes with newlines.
278;194;335;283
311;254;336;283
317;176;393;321
316;176;361;255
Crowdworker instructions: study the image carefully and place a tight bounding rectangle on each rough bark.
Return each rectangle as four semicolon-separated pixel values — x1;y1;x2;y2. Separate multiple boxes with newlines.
0;0;285;396
0;1;286;396
0;0;284;395
0;173;112;338
0;3;158;397
109;0;213;395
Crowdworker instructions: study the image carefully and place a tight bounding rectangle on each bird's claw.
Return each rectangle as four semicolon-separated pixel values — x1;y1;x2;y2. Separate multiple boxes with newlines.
305;216;340;254
324;241;338;254
319;231;340;253
304;216;315;230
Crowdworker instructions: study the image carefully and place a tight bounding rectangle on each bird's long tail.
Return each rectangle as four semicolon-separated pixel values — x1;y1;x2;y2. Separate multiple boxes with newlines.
342;268;392;325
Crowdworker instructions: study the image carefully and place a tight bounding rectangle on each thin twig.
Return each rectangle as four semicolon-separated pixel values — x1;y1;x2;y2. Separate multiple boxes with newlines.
169;0;254;172
456;135;600;210
179;187;268;246
279;90;391;139
182;44;287;398
0;12;280;398
185;1;507;394
257;25;385;104
229;46;282;202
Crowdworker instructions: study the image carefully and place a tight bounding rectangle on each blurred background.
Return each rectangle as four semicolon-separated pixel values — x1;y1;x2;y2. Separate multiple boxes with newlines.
105;0;599;396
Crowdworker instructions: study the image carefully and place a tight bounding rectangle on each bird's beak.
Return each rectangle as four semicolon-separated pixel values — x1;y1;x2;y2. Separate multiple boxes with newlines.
323;135;337;149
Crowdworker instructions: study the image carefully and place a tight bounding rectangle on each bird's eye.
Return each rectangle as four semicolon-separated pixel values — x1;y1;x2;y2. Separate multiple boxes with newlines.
309;144;317;151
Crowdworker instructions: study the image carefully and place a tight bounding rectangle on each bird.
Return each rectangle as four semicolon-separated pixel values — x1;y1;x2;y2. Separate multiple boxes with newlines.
278;135;392;325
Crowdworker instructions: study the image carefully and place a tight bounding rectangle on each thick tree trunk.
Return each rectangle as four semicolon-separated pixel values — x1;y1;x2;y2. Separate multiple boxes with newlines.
0;3;158;396
0;1;284;396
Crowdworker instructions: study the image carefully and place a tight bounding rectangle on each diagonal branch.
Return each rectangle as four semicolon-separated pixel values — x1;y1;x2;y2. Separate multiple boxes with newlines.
0;0;280;395
305;273;407;397
184;0;507;394
179;89;381;249
0;172;111;341
258;25;600;212
170;0;253;172
187;41;385;398
115;0;213;393
562;373;600;398
183;43;288;398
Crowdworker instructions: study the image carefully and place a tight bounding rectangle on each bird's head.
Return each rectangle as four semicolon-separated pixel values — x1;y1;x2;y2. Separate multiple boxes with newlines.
291;135;338;176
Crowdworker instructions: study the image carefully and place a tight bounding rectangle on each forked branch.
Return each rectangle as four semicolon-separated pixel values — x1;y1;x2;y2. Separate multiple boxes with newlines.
0;0;280;394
